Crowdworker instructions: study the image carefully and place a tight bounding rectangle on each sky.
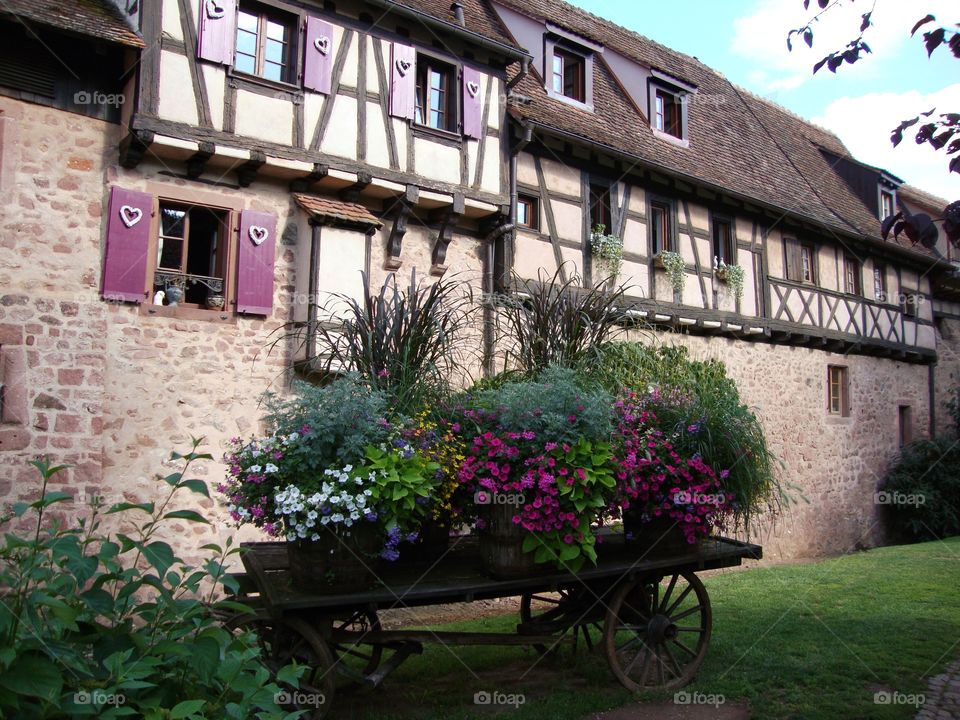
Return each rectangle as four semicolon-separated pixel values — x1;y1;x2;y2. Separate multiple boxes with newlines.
568;0;959;201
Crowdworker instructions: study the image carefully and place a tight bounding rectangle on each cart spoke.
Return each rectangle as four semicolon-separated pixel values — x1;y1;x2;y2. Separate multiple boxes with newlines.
659;574;678;613
670;604;702;622
663;583;694;616
621;642;648;676
675;626;706;633
661;641;683;678
672;638;698;657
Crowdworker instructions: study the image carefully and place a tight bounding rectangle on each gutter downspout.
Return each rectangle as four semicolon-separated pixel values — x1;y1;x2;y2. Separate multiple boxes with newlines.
305;221;321;366
506;57;531;91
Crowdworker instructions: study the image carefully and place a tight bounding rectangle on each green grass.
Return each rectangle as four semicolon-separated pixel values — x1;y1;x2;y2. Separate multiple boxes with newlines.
335;538;960;719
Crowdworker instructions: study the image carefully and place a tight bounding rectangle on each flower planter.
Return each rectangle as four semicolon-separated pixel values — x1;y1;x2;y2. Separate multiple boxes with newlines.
622;511;690;556
478;500;538;579
287;523;379;593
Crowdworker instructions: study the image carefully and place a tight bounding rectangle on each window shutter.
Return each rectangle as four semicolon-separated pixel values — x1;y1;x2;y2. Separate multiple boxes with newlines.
101;187;152;303
389;43;416;120
303;16;334;94
462;66;482;139
197;0;237;65
237;210;277;315
785;238;801;281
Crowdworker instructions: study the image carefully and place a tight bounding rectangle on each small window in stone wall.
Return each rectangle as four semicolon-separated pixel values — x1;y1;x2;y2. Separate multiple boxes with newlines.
898;405;913;447
827;365;849;417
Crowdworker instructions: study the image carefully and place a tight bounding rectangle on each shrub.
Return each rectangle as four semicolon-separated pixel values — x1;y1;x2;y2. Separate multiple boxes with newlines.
0;442;299;719
581;342;786;530
882;439;960;542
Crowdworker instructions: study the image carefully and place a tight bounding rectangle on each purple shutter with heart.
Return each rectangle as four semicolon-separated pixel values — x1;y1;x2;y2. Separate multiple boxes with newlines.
303;16;334;93
389;43;416;120
462;66;482;139
197;0;237;65
101;186;152;303
236;209;277;315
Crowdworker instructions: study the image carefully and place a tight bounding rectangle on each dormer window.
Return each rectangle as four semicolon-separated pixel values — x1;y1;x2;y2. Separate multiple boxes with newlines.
648;70;695;145
654;90;681;138
880;188;895;220
544;23;598;110
552;48;585;103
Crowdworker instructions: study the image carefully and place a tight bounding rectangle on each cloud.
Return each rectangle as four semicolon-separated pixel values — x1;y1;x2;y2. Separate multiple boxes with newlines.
812;84;960;200
731;0;957;91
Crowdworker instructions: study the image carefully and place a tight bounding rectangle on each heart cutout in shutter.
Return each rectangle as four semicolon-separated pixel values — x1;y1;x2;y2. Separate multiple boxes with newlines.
466;81;480;98
119;205;143;228
249;225;269;246
205;0;225;19
395;58;411;77
314;36;330;55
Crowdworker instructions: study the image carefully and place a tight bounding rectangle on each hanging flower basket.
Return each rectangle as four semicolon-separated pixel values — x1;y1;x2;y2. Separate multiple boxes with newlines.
287;523;380;593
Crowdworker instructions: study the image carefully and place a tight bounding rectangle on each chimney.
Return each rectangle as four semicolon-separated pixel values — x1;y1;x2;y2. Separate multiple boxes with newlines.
450;1;465;26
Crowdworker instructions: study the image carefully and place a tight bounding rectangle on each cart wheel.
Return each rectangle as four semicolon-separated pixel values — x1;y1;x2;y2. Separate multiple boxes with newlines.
520;587;605;654
329;609;383;683
228;615;336;719
603;572;712;692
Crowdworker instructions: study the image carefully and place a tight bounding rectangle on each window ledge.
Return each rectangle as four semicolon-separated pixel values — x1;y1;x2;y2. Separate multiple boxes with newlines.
651;128;689;148
139;303;237;324
227;70;303;100
412;124;463;146
545;88;593;112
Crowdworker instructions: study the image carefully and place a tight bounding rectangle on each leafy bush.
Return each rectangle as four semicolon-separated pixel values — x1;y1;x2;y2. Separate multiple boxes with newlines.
581;342;786;530
294;270;476;415
494;266;630;374
882;438;960;543
0;442;299;719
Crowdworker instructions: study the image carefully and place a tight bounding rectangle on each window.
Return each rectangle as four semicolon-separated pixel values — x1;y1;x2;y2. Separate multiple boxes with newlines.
880;189;896;220
235;4;297;83
873;264;887;302
843;255;861;295
589;184;612;233
898;405;913;447
551;48;585;103
712;216;734;266
650;201;673;254
827;365;849;417
902;293;919;318
517;195;539;230
415;57;456;131
654;89;682;138
153;202;229;307
785;238;816;284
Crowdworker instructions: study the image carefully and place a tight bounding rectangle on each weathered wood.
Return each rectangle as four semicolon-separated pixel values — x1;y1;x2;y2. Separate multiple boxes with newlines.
312;29;354;151
534;156;567;283
371;37;399;170
177;0;212;127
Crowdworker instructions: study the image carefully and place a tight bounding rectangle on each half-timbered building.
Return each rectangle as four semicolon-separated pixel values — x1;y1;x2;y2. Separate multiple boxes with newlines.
0;0;957;558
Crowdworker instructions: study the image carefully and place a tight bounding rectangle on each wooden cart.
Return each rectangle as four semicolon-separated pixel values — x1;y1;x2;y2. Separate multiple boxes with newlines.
226;534;762;718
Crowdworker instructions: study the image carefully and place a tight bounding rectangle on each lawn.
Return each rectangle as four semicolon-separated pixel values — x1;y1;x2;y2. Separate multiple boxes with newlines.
334;537;960;719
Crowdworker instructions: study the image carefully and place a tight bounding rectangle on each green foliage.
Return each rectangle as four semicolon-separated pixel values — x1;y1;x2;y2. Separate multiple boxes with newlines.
590;224;624;280
470;366;614;445
658;251;686;296
493;266;630;375
581;342;787;530
883;436;960;542
299;270;476;415
363;442;440;531
261;375;392;475
0;442;301;719
716;261;745;302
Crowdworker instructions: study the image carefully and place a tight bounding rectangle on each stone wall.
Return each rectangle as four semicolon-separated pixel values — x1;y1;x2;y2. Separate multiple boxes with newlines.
933;317;960;436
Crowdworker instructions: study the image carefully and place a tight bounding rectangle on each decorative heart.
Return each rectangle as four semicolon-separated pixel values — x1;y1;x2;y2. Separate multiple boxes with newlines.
249;225;269;245
466;81;479;98
395;58;411;77
205;0;224;19
119;205;142;228
314;36;330;55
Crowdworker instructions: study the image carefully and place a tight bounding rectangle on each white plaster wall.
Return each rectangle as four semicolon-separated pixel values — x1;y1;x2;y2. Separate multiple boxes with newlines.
234;91;293;146
162;0;184;41
540;158;580;197
320;96;358;159
480;136;500;194
366;101;390;169
339;27;358;88
158;51;200;126
413;138;460;185
202;64;225;131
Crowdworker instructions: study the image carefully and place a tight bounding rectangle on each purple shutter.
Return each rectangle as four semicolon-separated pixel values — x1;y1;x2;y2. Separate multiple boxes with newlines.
237;210;277;315
389;43;416;120
303;17;334;93
197;0;237;65
101;187;152;303
462;66;482;139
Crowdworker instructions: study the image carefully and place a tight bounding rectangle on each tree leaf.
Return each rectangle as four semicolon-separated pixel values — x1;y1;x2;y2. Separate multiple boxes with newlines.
803;27;813;48
105;502;154;515
0;653;63;700
142;541;176;576
163;510;209;524
911;14;936;36
859;12;871;32
923;27;946;56
170;700;206;719
177;479;210;498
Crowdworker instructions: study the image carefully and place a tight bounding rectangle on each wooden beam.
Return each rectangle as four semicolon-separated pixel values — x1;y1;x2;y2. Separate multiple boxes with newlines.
186;141;215;179
431;193;465;275
237;151;265;187
119;130;154;169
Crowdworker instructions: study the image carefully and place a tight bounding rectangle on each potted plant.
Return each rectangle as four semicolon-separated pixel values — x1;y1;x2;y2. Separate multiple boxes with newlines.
656;250;686;297
219;377;439;591
714;259;745;303
611;392;734;552
455;367;617;577
590;223;624;283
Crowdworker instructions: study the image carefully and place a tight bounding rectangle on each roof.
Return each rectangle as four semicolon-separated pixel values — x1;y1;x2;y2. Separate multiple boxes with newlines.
389;0;519;50
400;0;946;261
0;0;144;48
899;184;950;214
294;194;383;229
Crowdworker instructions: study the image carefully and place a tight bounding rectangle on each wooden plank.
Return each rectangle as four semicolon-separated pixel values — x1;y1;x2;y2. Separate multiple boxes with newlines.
177;0;213;127
371;37;399;170
534;155;567;283
312;29;354;151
